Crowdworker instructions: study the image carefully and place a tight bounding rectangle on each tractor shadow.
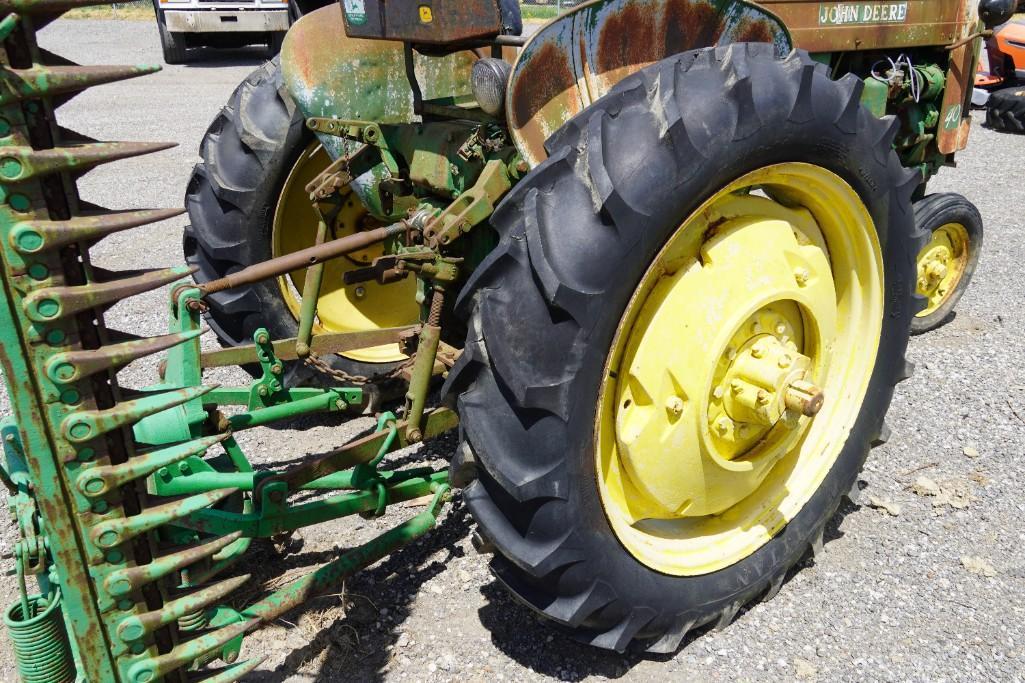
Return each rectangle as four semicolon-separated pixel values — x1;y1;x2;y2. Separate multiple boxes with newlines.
471;492;861;681
242;498;473;682
182;46;268;68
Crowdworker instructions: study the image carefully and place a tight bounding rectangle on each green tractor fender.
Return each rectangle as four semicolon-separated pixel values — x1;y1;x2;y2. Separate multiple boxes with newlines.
507;0;792;167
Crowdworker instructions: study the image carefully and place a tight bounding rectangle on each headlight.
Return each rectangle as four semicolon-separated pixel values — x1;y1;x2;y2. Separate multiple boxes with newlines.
471;58;512;117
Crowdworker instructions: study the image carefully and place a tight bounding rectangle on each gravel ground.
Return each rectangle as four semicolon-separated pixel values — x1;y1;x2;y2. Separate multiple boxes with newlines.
0;18;1022;683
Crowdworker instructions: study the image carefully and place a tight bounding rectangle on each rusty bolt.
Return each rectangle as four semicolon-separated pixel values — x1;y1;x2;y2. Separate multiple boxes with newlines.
407;429;423;444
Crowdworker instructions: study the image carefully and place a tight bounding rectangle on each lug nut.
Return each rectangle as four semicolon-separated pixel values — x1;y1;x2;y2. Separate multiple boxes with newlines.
756;390;771;406
794;267;810;286
665;396;685;417
778;355;792;369
714;416;731;435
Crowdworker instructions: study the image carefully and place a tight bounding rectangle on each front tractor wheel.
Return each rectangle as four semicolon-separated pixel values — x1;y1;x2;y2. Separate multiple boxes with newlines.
911;193;983;334
184;59;418;384
448;44;924;652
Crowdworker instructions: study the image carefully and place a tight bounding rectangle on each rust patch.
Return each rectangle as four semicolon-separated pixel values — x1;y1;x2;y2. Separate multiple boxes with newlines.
733;17;774;44
661;0;724;55
596;1;659;73
596;0;725;75
511;41;577;130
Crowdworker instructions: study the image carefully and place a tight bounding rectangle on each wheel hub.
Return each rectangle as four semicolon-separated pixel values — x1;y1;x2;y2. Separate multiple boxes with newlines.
915;223;969;317
718;330;822;436
917;245;950;296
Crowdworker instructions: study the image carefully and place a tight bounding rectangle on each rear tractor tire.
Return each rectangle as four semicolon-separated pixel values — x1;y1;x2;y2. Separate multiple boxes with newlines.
184;58;419;385
447;44;924;653
911;193;983;334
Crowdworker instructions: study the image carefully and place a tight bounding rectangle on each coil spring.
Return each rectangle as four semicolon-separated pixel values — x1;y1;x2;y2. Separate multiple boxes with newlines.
3;590;73;683
178;607;209;632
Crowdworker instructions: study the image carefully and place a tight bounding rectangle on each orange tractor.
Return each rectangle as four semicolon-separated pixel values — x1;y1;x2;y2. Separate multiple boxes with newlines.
977;19;1025;130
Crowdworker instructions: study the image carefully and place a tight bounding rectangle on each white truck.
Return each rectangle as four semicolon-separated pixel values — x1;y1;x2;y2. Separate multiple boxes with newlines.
153;0;306;64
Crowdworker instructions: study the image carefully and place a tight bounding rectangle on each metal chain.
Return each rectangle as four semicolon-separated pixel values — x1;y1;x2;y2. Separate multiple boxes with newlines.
303;350;414;386
303;351;371;384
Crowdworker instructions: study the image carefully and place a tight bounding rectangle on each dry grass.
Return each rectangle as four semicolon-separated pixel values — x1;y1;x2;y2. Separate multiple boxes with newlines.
63;2;153;20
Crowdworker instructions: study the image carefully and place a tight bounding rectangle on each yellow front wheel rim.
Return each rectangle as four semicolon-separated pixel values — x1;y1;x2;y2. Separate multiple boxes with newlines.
595;163;884;576
915;223;969;318
272;143;418;364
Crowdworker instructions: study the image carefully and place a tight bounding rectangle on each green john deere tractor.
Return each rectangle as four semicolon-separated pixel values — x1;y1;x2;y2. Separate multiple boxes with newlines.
0;0;1010;679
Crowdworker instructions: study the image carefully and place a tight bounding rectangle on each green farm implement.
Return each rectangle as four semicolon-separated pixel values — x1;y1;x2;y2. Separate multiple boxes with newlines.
0;0;1010;679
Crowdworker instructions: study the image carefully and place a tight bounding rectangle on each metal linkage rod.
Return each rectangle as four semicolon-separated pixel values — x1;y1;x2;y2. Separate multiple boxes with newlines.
196;221;407;297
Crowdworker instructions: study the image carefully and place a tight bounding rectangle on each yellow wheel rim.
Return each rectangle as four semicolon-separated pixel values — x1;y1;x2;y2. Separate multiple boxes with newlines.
595;163;884;576
272;143;417;364
915;222;969;318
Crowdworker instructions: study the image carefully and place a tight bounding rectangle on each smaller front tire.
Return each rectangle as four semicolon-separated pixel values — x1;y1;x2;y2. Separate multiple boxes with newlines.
911;194;983;334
